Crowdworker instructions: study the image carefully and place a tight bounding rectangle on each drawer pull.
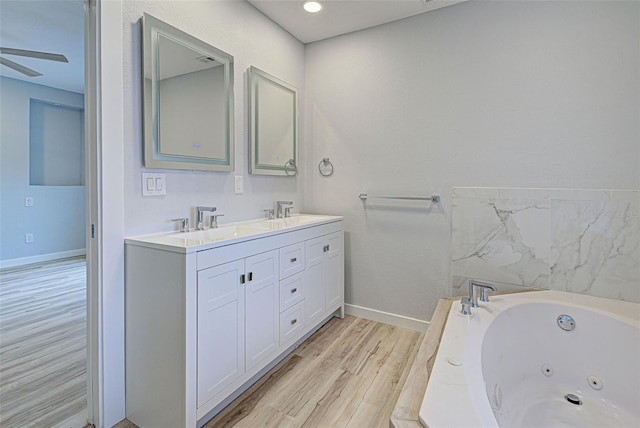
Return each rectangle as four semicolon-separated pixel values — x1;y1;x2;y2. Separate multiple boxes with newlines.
290;288;297;294
290;319;297;325
290;257;297;263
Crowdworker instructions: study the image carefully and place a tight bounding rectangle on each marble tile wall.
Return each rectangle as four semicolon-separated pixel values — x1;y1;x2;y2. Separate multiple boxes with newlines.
451;187;640;303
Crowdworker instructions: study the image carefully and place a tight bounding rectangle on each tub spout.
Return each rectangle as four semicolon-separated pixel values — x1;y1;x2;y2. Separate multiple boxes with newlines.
468;280;498;307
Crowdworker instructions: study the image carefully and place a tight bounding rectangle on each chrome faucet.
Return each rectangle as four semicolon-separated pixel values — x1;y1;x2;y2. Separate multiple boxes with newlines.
196;206;216;230
209;213;224;229
276;201;293;219
460;297;472;315
468;280;498;308
171;217;189;232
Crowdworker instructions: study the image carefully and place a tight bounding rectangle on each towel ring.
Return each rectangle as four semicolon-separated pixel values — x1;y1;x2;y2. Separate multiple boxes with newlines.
318;158;334;176
284;159;297;176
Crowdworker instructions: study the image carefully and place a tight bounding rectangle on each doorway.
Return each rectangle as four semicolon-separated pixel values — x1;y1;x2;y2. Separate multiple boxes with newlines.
0;1;93;426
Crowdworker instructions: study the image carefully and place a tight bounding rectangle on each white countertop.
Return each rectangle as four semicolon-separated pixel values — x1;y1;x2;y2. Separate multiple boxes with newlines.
124;214;344;253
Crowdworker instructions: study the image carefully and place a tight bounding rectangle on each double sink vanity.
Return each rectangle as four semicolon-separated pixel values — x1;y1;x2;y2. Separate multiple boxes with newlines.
124;214;344;427
130;12;327;427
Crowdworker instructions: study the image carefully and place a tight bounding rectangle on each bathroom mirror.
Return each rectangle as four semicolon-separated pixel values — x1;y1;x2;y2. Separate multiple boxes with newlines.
142;13;234;171
248;66;298;176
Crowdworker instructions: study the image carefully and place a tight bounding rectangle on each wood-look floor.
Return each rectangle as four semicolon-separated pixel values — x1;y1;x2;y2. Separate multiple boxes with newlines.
0;257;87;428
117;315;421;428
207;315;421;427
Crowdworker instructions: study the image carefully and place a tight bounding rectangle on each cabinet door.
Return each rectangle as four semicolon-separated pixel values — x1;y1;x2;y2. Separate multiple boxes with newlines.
305;236;326;326
245;250;279;371
325;232;344;310
197;260;245;408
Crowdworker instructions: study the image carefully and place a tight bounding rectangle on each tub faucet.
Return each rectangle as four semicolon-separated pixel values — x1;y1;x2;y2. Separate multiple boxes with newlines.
460;297;472;315
276;201;293;218
468;280;498;308
196;206;216;230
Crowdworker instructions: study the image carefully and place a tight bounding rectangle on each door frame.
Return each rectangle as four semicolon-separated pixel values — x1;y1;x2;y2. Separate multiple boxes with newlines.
85;1;127;426
84;0;99;424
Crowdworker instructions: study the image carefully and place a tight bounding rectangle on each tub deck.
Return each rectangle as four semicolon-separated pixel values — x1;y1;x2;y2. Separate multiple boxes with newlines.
390;297;454;428
391;290;540;428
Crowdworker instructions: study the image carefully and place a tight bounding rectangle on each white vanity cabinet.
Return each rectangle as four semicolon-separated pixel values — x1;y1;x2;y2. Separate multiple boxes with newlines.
125;216;343;428
197;260;245;407
243;250;279;372
305;231;344;326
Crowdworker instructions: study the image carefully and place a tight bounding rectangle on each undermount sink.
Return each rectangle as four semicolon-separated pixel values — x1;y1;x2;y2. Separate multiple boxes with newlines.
267;215;324;227
168;224;266;241
158;214;339;246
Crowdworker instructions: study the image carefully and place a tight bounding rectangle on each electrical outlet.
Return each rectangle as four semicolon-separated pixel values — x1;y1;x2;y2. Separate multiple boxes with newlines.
25;233;34;243
25;197;34;207
235;176;244;194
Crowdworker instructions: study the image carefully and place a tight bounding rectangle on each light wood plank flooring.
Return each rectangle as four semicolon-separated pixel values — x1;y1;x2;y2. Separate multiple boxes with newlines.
0;257;87;427
206;315;421;427
118;315;421;428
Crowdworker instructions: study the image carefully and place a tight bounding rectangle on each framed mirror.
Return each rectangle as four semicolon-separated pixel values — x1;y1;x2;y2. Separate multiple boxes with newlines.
248;66;298;176
142;13;234;171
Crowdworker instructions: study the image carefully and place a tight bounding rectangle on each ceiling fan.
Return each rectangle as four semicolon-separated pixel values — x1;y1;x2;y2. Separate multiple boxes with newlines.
0;47;68;77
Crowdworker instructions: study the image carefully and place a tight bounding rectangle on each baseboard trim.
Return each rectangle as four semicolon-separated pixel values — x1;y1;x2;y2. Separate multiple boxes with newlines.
0;249;86;269
344;304;429;332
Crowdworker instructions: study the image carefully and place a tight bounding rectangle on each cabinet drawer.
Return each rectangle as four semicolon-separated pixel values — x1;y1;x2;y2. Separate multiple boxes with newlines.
279;272;304;312
279;242;305;279
279;300;305;346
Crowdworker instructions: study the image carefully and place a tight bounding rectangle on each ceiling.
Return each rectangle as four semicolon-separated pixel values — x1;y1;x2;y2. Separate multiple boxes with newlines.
0;0;464;94
0;0;84;93
247;0;466;43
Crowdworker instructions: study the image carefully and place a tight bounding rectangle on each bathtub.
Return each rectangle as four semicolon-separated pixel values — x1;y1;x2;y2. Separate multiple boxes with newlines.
419;290;640;427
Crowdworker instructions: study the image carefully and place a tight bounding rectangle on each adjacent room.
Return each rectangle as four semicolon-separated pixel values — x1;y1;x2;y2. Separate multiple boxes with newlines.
0;1;88;427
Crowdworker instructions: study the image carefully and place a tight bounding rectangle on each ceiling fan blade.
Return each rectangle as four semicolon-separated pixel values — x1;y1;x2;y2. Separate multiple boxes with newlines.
0;47;68;63
0;57;42;77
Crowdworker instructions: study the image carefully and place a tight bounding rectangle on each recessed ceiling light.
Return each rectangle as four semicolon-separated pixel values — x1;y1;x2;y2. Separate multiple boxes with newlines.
302;1;323;14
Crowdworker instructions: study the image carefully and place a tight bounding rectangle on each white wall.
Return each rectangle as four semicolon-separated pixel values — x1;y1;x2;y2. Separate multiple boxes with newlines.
122;0;306;236
303;0;640;320
0;77;85;265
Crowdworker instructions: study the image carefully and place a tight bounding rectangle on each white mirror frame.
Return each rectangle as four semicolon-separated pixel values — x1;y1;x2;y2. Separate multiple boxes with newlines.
142;13;234;171
248;66;298;176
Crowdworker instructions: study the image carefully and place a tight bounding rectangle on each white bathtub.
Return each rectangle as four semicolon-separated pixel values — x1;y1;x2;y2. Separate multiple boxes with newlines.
419;290;640;427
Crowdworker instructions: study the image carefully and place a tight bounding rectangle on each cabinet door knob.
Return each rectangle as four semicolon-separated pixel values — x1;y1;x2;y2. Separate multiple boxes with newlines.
240;274;246;284
248;272;253;281
290;319;297;325
290;257;297;263
290;288;297;294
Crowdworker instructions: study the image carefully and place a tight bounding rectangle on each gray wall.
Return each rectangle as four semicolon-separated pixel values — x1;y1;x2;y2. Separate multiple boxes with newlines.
122;1;306;236
0;77;85;264
303;0;640;320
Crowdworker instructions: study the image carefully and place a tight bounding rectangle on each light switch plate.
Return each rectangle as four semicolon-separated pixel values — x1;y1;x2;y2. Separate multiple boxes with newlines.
25;197;34;207
142;173;166;196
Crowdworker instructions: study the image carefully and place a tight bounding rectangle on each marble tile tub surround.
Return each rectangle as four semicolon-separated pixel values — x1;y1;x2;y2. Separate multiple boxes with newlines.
451;187;639;303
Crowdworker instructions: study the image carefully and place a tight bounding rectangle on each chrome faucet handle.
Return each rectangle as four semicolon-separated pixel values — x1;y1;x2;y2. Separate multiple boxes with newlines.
171;217;189;232
195;206;216;230
284;206;294;218
263;209;275;220
460;297;472;315
209;214;224;229
276;201;293;218
480;287;494;303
